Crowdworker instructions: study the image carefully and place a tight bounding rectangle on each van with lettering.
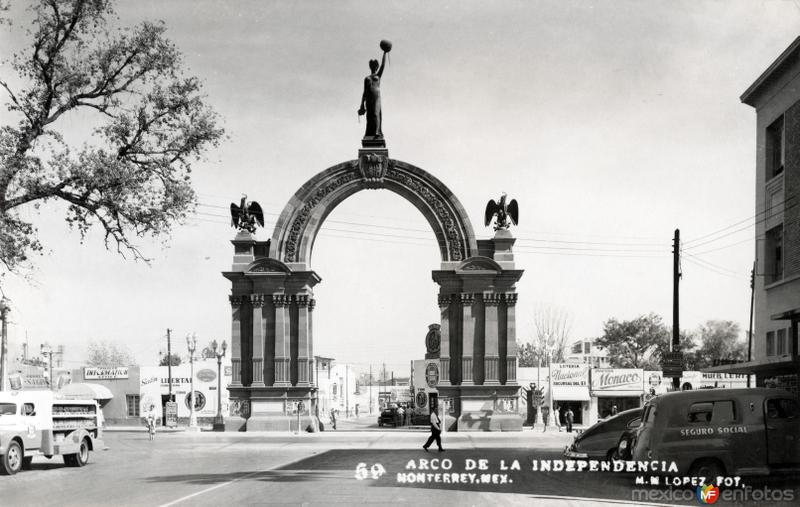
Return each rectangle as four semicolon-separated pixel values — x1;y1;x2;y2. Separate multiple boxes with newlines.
0;390;104;475
631;388;800;477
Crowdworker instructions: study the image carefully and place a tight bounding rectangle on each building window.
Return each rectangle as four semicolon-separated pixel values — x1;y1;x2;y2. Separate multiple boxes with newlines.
767;331;775;356
126;395;140;417
584;342;591;354
777;328;787;355
764;226;783;284
766;115;784;179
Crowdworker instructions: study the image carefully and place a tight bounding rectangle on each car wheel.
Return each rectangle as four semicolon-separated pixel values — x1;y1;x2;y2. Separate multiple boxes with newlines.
1;441;23;475
689;459;725;479
74;438;90;467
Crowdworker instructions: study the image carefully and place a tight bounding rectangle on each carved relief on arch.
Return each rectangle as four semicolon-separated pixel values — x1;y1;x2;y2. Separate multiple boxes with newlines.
247;258;292;274
385;167;465;262
272;159;477;264
456;256;502;273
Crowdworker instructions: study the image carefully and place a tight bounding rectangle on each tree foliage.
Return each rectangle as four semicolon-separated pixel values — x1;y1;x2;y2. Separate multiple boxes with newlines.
0;0;224;272
158;352;181;366
85;339;136;367
595;313;671;369
691;320;746;369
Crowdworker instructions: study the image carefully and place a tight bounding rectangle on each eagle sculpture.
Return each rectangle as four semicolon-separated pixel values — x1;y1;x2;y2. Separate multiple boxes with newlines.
484;193;519;231
230;195;265;233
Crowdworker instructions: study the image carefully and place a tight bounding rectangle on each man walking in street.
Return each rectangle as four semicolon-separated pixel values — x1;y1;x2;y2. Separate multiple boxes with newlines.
422;409;444;452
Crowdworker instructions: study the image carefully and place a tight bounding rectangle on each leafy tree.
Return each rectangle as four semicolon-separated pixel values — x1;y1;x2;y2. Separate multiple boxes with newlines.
85;339;136;366
692;320;746;369
519;305;572;366
158;352;181;366
595;313;670;369
0;0;224;272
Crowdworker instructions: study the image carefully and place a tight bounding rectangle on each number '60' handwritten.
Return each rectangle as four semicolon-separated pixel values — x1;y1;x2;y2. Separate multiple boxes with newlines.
354;462;386;480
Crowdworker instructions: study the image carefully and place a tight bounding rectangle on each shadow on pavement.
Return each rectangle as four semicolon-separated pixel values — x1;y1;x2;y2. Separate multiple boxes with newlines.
141;448;799;506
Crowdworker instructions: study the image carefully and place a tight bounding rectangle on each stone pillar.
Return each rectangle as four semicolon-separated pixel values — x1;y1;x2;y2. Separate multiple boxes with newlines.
309;298;316;385
250;294;265;387
461;293;475;385
229;295;243;386
273;294;290;387
505;293;518;384
484;292;501;385
438;294;452;385
296;295;311;387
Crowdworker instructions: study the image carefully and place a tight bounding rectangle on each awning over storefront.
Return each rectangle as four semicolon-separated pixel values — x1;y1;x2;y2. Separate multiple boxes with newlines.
593;390;641;397
552;385;590;401
58;382;114;400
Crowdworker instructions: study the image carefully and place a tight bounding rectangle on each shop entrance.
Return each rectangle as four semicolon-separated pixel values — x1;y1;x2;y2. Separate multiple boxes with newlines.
554;401;584;425
597;396;640;419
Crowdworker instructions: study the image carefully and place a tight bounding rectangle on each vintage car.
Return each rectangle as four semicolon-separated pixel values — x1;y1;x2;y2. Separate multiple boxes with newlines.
378;407;400;427
632;388;800;476
564;408;643;460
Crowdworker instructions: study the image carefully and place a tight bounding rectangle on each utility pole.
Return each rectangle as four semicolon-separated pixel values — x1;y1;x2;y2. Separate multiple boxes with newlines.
672;229;681;391
747;263;755;388
166;328;173;402
369;364;373;415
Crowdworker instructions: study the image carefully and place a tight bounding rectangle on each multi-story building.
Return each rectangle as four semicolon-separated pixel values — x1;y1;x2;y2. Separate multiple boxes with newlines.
716;37;800;393
565;339;611;368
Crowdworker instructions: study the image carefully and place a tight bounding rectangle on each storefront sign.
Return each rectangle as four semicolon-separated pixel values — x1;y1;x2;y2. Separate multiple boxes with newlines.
84;367;129;380
165;402;178;428
591;369;643;391
550;364;590;401
551;364;589;386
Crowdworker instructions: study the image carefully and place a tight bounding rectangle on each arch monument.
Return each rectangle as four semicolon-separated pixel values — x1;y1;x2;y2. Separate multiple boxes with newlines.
222;145;524;431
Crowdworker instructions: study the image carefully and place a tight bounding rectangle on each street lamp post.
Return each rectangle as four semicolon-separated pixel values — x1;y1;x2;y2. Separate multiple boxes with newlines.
186;334;199;431
0;298;9;392
211;339;227;432
41;343;54;391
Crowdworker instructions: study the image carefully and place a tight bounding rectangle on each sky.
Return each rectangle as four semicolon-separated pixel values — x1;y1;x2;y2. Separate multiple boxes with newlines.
1;0;799;376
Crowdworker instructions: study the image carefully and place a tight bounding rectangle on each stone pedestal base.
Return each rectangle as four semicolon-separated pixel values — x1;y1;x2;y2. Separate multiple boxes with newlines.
224;416;248;432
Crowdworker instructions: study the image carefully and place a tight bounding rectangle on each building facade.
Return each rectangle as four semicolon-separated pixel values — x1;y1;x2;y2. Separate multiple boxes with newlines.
717;37;800;393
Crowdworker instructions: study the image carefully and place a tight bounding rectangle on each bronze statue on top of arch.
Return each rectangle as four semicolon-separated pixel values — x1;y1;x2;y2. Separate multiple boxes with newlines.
358;40;392;148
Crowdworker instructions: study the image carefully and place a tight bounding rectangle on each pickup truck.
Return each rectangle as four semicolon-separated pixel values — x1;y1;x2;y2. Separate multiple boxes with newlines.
0;390;104;475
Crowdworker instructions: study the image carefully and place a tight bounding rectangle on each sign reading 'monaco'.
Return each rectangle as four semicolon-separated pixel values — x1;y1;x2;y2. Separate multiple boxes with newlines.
591;368;643;391
84;367;129;380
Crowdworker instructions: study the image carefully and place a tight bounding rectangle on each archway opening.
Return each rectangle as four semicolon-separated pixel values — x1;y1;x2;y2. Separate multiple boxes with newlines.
312;190;440;425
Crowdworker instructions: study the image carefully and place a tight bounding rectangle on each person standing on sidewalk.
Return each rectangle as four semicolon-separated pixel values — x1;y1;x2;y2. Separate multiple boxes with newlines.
145;404;157;441
422;409;444;452
565;407;574;433
330;408;337;430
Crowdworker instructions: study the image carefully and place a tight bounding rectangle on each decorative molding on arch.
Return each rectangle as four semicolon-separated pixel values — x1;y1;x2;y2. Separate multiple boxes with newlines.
269;159;478;266
455;256;503;273
246;257;292;274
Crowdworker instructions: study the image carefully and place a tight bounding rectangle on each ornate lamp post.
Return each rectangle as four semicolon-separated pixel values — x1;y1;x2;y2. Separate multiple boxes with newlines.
186;333;199;431
211;339;227;432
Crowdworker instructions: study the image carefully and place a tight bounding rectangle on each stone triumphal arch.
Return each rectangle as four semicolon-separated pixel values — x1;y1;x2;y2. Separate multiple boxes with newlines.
223;147;524;431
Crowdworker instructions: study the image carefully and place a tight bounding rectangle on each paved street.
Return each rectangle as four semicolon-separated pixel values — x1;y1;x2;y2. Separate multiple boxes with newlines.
2;427;797;507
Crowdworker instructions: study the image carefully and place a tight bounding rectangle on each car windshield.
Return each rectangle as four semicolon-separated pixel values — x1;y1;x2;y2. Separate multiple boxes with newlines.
0;403;17;416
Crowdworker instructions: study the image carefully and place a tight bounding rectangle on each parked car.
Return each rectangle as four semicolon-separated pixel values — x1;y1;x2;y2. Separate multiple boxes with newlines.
564;408;643;460
632;388;800;477
378;407;399;427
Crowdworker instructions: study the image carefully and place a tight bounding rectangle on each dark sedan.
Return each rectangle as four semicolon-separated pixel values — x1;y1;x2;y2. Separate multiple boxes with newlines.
564;408;643;460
